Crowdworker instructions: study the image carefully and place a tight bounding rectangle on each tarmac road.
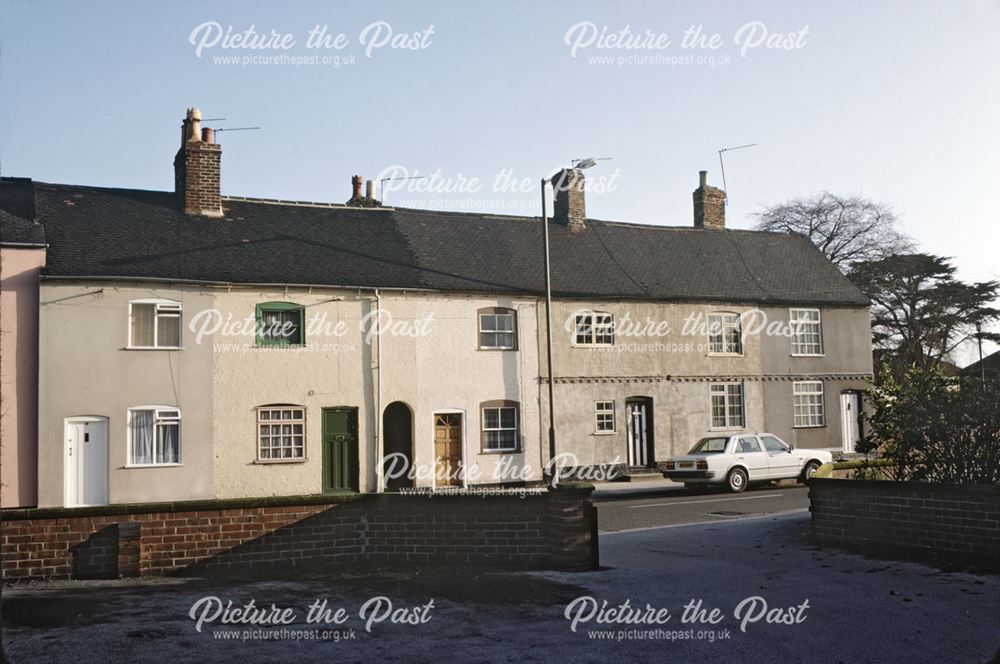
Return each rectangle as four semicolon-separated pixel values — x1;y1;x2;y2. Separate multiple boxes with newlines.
595;483;809;532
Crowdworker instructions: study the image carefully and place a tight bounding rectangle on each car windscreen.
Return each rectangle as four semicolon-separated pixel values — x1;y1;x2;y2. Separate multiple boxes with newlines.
688;437;729;454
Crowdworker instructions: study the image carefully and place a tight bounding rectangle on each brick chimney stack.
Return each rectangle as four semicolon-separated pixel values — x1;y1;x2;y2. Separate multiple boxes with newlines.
346;174;382;207
551;168;586;232
174;108;223;218
693;170;725;229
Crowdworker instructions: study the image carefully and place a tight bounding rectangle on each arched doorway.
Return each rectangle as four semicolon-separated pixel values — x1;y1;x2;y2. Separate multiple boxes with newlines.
382;401;414;490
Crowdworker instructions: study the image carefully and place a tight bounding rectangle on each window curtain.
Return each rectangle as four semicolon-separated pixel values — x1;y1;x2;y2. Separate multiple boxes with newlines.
159;423;180;464
130;410;154;464
131;304;155;346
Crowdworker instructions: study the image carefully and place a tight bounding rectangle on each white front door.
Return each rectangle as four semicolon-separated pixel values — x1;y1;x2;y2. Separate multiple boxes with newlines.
65;417;109;506
626;399;652;467
840;392;862;454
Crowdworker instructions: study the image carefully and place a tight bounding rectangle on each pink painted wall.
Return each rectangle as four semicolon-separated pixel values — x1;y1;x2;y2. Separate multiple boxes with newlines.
1;247;45;508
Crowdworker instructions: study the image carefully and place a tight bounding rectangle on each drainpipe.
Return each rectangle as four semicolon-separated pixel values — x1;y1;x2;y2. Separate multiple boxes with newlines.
374;289;383;493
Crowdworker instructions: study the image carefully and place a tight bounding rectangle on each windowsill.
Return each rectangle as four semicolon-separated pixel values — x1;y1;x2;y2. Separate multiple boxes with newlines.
254;344;307;349
123;463;183;468
479;448;521;455
572;344;615;349
792;425;828;429
593;431;617;436
709;426;744;432
791;353;825;358
707;352;744;357
254;458;308;464
125;346;184;351
478;347;517;352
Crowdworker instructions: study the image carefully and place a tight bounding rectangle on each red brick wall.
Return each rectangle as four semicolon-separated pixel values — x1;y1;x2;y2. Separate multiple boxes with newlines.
1;487;597;581
808;478;1000;569
2;502;329;581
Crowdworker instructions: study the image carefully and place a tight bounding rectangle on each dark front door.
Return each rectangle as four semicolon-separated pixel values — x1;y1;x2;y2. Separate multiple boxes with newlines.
382;401;414;491
626;397;655;468
322;408;359;493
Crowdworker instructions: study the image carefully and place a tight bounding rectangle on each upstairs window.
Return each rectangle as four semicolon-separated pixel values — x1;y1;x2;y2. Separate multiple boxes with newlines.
481;401;519;452
710;383;745;429
128;407;181;465
790;308;823;356
256;302;305;347
707;312;742;355
575;312;614;346
479;308;517;349
129;300;181;348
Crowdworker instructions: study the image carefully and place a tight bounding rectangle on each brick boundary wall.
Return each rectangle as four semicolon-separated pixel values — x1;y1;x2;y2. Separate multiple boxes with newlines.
808;478;1000;570
1;486;597;581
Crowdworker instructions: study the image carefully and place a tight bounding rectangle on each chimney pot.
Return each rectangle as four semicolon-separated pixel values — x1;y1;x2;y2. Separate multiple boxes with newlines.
365;180;375;200
351;175;363;201
699;170;707;187
201;127;214;144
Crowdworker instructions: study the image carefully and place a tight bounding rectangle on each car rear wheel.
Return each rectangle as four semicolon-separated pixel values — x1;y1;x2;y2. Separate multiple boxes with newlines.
800;461;821;483
726;468;748;493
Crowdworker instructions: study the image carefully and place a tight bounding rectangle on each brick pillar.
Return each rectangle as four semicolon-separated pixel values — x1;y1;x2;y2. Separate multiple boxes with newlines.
117;521;141;578
548;482;598;570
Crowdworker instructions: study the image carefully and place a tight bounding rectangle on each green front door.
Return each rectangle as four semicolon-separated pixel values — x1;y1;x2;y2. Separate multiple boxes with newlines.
322;408;359;493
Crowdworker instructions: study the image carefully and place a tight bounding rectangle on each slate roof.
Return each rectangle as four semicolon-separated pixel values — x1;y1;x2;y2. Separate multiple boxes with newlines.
0;178;869;306
0;178;45;246
961;350;1000;377
0;210;45;246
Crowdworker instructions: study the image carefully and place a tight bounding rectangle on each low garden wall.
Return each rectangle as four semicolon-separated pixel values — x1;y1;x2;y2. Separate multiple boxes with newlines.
808;478;1000;569
1;485;597;581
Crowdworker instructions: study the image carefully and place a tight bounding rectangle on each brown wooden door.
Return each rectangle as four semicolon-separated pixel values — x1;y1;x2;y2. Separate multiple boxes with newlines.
434;413;463;487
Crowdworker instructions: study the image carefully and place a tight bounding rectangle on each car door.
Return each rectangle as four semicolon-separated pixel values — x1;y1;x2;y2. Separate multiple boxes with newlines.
733;435;769;481
761;434;798;479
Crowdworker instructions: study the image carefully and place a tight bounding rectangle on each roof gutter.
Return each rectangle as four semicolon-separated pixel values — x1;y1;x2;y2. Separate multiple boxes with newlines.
0;242;48;248
38;274;440;294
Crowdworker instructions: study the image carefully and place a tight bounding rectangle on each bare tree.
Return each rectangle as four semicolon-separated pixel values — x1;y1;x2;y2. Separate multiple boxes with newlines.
754;192;913;269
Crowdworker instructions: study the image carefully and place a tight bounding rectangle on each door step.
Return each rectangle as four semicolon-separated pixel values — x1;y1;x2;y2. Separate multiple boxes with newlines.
619;470;665;482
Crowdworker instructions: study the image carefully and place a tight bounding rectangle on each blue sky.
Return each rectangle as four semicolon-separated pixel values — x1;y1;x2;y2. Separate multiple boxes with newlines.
2;0;998;354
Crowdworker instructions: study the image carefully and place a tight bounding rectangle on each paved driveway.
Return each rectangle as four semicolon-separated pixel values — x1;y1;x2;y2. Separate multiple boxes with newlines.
3;512;998;663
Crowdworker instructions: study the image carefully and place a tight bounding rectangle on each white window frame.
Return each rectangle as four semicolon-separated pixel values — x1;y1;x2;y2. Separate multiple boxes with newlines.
595;400;616;434
707;312;743;355
709;382;745;429
482;405;519;452
574;312;615;347
126;406;182;467
790;308;824;356
128;299;182;349
256;405;306;462
478;310;517;350
793;381;826;428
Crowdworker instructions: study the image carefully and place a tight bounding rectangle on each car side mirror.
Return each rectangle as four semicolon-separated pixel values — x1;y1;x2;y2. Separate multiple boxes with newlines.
787;445;795;452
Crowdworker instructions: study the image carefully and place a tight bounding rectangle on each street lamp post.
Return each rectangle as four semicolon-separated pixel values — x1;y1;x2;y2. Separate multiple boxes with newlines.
975;320;986;388
540;159;598;471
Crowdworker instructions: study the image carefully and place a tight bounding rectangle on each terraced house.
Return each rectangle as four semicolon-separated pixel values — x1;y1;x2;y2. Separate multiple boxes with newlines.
0;108;873;509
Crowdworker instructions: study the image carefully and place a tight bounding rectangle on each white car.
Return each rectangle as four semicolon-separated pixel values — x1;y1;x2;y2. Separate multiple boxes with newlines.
663;432;832;493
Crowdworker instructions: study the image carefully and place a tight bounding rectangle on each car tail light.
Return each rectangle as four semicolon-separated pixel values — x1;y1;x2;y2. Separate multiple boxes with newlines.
665;461;675;470
696;459;708;470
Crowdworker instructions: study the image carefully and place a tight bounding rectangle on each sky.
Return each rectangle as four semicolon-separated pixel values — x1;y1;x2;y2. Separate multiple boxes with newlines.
1;0;998;359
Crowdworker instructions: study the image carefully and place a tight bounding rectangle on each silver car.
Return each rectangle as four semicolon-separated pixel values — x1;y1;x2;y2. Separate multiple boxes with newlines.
664;432;832;493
